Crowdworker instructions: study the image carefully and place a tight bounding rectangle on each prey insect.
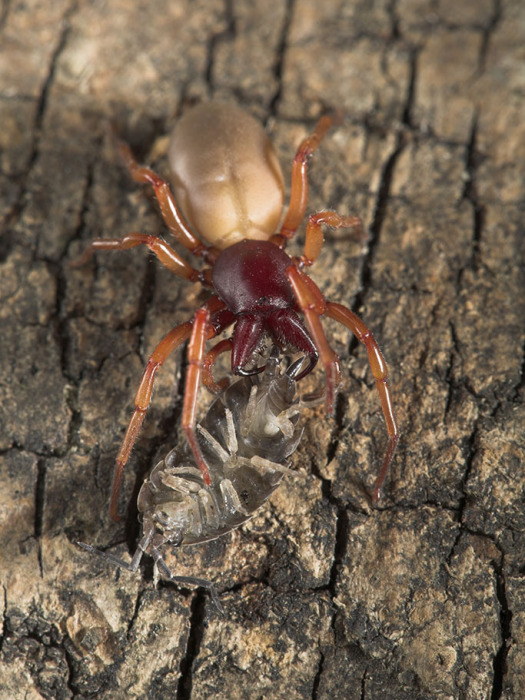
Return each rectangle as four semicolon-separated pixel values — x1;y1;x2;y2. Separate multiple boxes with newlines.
78;350;311;610
74;101;399;520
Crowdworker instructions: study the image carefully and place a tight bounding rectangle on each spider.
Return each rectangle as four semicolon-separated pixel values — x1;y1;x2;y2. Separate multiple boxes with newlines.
75;102;399;521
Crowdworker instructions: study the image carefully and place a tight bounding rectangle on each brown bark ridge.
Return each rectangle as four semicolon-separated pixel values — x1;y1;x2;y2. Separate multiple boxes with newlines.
1;1;523;698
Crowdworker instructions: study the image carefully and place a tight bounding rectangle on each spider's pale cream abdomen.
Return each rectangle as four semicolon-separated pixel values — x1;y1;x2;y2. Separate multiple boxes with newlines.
168;102;285;249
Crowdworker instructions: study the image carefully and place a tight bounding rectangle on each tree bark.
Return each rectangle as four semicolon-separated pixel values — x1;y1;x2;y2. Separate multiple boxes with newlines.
1;1;523;698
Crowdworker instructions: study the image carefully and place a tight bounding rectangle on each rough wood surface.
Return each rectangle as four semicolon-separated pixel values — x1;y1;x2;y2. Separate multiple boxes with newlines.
1;1;523;698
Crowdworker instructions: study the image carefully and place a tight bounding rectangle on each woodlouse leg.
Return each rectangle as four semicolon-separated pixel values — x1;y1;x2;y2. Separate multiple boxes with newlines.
286;266;341;414
76;535;223;611
117;140;210;260
71;232;202;282
76;529;154;574
272;114;335;248
182;307;214;487
150;546;223;612
300;211;363;267
110;321;193;521
325;302;399;503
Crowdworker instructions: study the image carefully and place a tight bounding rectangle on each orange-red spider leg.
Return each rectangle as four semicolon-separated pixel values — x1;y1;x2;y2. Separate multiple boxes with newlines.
117;140;209;259
181;308;217;487
286;266;341;414
325;302;399;503
271;114;335;249
110;321;193;522
202;339;233;394
300;211;363;268
72;232;201;282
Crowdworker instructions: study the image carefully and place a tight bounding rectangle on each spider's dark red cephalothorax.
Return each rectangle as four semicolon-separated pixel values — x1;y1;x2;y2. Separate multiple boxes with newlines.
211;239;318;379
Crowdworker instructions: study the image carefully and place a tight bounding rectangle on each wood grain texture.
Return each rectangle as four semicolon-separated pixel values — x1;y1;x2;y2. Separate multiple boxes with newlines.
1;0;523;698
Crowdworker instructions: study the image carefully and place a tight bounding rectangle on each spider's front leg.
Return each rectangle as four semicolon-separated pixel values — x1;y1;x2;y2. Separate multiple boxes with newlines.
285;207;364;407
109;321;192;521
298;211;363;268
109;297;225;521
286;266;341;414
270;113;335;249
116;139;213;260
202;339;233;394
286;265;399;502
71;231;203;283
181;307;214;486
325;302;399;502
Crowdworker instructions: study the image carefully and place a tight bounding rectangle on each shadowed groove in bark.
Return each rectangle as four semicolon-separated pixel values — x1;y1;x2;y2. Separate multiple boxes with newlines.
401;47;418;129
204;0;236;90
460;113;485;273
0;0;10;31
304;47;420;688
311;649;325;700
348;44;417;350
360;667;367;700
328;507;351;593
0;586;7;653
3;1;77;240
268;0;295;115
58;155;94;353
477;0;502;74
303;46;421;661
366;44;416;249
176;590;208;700
386;0;400;42
491;562;511;700
34;458;46;577
515;337;525;401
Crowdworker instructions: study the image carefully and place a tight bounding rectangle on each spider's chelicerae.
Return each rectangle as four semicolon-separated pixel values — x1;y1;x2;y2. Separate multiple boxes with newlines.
75;102;399;520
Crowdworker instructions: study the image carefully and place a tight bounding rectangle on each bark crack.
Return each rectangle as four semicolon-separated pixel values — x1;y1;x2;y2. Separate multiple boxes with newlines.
477;0;503;75
204;0;236;90
34;458;46;578
176;591;208;700
311;648;325;699
269;0;295;116
491;557;511;700
3;1;78;245
0;0;10;31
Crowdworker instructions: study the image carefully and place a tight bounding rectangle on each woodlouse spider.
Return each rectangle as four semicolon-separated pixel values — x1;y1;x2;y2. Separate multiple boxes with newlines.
75;102;399;521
